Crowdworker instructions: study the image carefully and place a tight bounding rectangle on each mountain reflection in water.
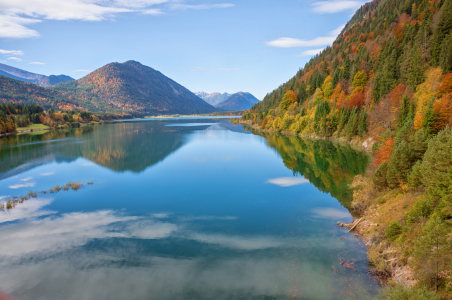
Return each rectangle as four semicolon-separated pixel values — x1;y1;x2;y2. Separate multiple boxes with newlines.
0;118;377;300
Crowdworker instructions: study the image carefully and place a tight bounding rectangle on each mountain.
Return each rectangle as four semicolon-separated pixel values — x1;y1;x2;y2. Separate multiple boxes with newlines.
216;92;259;111
37;75;74;87
196;92;231;106
0;75;83;111
53;60;217;115
0;63;73;87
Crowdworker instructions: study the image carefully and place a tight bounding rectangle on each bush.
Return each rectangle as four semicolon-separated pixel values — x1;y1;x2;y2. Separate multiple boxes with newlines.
378;284;440;300
351;175;376;212
405;197;432;225
386;221;402;241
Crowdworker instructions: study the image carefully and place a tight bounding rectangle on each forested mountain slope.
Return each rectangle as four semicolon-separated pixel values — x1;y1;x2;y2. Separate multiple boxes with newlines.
242;0;452;296
53;61;217;115
0;75;83;111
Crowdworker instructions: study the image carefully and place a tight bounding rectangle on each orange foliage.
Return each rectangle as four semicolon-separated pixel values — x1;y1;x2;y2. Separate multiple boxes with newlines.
433;93;452;133
437;73;452;98
374;137;395;168
39;115;45;124
394;23;404;44
348;92;365;109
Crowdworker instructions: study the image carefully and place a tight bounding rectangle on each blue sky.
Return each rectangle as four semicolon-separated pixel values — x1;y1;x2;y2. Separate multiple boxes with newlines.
0;0;364;99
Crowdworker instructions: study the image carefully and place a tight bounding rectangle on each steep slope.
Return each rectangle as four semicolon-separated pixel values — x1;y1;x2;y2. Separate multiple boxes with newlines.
216;92;259;110
53;60;217;115
0;75;83;110
196;92;231;106
0;63;73;87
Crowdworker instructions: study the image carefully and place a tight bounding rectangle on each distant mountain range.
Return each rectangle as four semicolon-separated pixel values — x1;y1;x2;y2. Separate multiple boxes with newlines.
195;92;231;106
0;63;74;87
196;91;259;111
216;92;260;111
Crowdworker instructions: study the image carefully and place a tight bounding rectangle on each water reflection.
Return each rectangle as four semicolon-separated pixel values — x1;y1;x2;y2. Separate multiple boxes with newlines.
0;119;377;300
245;128;369;208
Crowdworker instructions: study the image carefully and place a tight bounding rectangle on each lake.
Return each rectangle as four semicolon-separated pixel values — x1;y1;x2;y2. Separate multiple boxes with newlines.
0;118;379;300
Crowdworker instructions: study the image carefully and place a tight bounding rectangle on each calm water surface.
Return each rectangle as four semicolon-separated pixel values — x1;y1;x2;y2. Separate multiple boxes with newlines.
0;118;379;300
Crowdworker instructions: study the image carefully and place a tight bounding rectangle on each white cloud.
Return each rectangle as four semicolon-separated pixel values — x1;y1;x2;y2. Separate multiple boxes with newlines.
0;49;23;56
266;24;345;48
187;232;283;250
0;210;137;256
8;182;36;189
0;198;54;224
312;0;363;13
40;172;54;176
0;0;235;38
0;195;10;201
0;0;167;38
170;3;235;10
20;176;33;182
297;48;324;56
0;14;40;38
7;56;22;61
30;61;45;65
74;69;91;72
142;8;165;14
311;207;351;219
266;177;309;187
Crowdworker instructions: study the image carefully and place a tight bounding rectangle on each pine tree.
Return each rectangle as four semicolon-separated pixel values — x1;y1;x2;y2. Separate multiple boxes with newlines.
409;128;429;161
439;33;452;74
407;45;425;88
413;216;452;290
387;140;412;188
422;102;437;135
408;160;423;190
374;161;389;188
420;126;452;199
358;109;368;137
432;0;452;65
398;95;411;127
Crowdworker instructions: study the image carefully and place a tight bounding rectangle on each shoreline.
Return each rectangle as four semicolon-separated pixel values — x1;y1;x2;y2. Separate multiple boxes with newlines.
0;122;101;138
232;118;415;287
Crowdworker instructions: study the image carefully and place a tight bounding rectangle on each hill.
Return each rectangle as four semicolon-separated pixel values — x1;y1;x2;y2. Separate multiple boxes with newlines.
0;63;73;87
53;60;217;115
241;0;452;295
196;92;231;106
0;75;84;111
216;92;259;111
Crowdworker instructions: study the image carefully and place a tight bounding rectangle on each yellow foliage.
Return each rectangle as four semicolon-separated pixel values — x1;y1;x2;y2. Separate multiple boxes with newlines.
414;68;443;129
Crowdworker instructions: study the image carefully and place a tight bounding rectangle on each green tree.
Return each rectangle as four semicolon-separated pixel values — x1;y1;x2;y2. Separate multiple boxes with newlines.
398;95;411;127
387;140;412;188
374;161;389;188
413;216;452;290
420;127;452;200
432;0;452;65
408;160;423;190
407;45;425;88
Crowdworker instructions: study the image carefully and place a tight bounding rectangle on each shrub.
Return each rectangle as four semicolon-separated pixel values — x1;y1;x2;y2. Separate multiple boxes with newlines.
386;221;403;241
378;284;440;300
405;197;432;225
351;175;376;212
